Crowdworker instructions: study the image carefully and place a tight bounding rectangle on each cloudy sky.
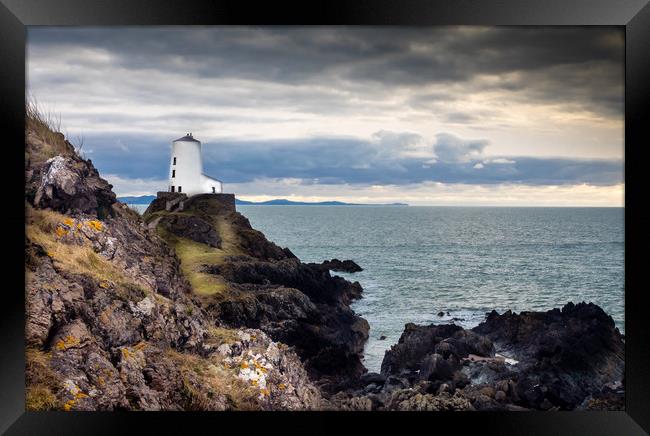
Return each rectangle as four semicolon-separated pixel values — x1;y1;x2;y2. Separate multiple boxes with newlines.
27;26;624;206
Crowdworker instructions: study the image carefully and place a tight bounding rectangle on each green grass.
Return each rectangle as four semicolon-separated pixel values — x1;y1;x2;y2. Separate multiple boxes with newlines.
171;237;229;295
154;214;245;296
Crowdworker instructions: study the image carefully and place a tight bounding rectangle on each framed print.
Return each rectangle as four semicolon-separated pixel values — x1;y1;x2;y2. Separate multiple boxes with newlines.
2;0;649;434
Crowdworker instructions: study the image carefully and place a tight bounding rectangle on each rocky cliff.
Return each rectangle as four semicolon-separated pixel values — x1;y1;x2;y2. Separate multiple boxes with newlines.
25;115;325;411
142;192;369;391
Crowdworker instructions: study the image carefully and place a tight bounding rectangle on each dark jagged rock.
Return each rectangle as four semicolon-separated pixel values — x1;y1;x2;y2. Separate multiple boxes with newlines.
472;302;625;410
158;214;221;248
419;353;455;381
437;330;494;359
373;302;624;411
207;258;362;306
360;372;386;385
31;155;116;218
380;323;464;376
204;256;369;385
379;322;495;399
317;259;363;273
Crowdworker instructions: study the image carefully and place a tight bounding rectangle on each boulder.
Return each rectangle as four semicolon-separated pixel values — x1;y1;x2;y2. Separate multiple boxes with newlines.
380;323;462;376
32;156;116;218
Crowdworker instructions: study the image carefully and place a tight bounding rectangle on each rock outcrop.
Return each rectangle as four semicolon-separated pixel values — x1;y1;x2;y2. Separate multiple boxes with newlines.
315;259;363;273
473;302;625;410
158;214;221;248
338;302;624;411
145;192;369;390
28;153;117;219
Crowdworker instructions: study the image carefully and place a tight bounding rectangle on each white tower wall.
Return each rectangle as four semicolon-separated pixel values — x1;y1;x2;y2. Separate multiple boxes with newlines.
169;134;222;196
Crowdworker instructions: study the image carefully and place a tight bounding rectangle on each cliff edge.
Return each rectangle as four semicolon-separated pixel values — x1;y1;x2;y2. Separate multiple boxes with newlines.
25;112;325;411
143;191;369;390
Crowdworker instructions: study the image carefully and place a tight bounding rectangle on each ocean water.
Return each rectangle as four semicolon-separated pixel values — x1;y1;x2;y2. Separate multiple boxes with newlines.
238;206;625;372
129;204;624;372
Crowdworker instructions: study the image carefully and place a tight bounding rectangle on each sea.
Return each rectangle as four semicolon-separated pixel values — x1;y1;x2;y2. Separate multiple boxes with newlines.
129;204;625;372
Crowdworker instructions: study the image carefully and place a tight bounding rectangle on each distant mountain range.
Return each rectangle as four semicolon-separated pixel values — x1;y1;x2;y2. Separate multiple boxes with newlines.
117;195;407;207
235;199;408;206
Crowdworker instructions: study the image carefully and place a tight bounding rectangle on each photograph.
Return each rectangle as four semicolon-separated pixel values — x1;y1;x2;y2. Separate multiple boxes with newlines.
23;25;627;413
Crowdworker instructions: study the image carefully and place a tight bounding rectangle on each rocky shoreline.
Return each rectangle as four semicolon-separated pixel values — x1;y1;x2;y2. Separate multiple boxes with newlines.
331;301;624;411
24;117;624;411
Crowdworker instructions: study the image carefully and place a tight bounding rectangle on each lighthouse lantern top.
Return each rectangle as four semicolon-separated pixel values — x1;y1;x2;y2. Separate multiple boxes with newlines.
174;133;200;143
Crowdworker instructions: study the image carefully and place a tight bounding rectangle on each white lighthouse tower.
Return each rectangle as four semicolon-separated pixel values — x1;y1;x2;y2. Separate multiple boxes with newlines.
169;133;222;196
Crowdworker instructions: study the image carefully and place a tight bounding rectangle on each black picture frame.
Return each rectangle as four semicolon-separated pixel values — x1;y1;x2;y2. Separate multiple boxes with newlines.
2;0;649;434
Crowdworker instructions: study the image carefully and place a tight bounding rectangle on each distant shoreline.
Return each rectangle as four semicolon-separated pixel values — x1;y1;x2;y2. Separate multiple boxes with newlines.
118;195;622;208
117;195;408;207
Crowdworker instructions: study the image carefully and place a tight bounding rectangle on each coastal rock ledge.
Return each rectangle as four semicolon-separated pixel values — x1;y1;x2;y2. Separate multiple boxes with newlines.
331;302;624;411
25;116;623;411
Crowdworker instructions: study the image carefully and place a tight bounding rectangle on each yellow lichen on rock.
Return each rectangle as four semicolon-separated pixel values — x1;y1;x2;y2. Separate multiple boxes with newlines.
86;220;103;231
55;335;80;351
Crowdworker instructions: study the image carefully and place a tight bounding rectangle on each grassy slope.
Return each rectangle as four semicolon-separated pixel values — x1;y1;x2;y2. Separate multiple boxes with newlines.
153;213;243;297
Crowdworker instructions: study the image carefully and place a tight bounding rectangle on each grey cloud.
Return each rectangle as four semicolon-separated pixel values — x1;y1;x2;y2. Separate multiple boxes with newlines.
82;131;622;188
26;26;624;195
443;112;479;124
433;133;487;163
28;26;623;119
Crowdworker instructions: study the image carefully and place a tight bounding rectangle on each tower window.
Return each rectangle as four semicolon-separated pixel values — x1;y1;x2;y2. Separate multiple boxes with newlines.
172;170;176;178
171;186;175;192
173;157;176;165
178;186;182;193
